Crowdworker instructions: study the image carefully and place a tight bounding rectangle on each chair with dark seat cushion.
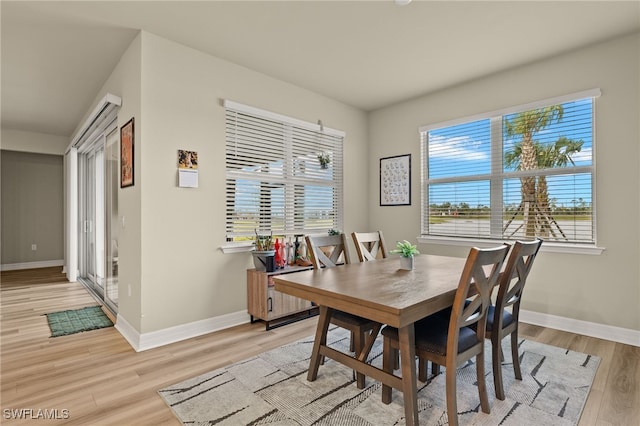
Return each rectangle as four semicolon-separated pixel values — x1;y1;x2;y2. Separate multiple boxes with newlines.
305;233;381;389
381;245;509;426
487;238;542;400
351;231;389;262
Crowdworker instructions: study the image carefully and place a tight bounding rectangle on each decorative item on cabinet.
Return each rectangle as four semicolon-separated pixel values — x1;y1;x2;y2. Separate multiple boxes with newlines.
252;230;275;272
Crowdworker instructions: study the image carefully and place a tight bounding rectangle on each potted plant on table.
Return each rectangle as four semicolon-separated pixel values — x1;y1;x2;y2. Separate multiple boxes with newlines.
391;240;420;270
252;231;275;272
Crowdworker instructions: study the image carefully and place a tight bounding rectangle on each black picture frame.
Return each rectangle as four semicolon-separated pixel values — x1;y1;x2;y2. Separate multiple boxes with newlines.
120;118;134;188
380;154;411;206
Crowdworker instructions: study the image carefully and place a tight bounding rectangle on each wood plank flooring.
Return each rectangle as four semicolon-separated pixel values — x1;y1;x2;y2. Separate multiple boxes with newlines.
1;268;638;425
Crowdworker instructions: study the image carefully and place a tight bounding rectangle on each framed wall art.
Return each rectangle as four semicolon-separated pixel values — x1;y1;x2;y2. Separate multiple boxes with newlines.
177;149;199;188
178;150;198;169
380;154;411;206
120;118;134;188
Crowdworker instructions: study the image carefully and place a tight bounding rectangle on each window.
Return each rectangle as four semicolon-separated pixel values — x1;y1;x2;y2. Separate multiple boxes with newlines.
224;100;344;240
420;89;599;245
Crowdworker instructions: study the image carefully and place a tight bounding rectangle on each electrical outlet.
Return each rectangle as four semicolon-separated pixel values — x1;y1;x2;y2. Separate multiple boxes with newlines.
31;244;37;251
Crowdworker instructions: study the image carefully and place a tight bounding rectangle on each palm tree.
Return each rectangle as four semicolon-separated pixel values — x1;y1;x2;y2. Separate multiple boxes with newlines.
503;106;583;239
535;137;583;228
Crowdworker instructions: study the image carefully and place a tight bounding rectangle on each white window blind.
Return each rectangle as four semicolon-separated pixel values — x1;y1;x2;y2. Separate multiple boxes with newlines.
224;100;344;239
420;89;599;245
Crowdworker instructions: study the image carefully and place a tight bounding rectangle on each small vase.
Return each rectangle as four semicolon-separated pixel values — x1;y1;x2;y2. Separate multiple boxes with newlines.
399;255;414;270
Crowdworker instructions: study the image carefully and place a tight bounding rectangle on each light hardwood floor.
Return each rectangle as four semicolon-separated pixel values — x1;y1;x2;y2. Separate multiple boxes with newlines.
1;267;638;425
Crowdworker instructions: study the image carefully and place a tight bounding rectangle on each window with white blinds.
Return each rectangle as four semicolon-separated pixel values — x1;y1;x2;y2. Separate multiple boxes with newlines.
420;89;599;245
224;100;344;240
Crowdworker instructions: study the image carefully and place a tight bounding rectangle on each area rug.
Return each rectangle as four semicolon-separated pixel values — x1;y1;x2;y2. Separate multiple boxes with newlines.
159;327;599;425
45;306;113;337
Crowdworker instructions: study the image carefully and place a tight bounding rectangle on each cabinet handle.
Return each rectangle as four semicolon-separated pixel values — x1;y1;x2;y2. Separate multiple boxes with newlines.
267;297;273;312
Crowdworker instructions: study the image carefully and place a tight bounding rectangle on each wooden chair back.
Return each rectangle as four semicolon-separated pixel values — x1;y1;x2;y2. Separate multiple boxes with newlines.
380;244;510;422
305;233;378;389
351;231;389;262
493;238;543;331
450;245;510;351
305;234;351;269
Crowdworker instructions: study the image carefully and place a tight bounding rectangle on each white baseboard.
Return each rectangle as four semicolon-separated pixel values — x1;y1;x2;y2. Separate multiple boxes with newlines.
112;308;639;352
0;259;64;271
115;310;251;352
520;309;640;347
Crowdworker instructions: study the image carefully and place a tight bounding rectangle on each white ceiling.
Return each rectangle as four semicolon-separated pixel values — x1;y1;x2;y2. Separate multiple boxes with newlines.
2;1;639;138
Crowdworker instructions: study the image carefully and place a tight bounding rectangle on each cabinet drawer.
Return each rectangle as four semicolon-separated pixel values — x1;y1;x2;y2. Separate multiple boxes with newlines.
266;287;312;320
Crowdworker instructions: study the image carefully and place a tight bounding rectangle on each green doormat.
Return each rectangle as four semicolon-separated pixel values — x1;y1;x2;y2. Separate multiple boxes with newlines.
45;306;113;337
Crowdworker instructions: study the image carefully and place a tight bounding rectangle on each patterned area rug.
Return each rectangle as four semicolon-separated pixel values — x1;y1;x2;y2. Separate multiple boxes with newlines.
159;327;599;425
45;306;113;337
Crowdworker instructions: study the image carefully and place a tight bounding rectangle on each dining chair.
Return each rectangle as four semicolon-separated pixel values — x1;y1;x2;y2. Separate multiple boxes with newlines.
305;233;381;389
306;234;351;269
487;238;542;400
380;245;509;426
351;230;397;364
351;231;389;262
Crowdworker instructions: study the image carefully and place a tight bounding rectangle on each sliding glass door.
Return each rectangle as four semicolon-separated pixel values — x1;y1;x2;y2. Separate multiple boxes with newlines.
78;125;118;312
84;146;104;289
104;128;119;307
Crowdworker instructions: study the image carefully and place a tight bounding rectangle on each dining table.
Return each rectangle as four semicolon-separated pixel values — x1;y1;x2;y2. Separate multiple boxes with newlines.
273;254;468;426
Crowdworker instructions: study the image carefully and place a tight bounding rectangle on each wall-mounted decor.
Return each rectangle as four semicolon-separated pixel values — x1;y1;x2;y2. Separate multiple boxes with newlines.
317;151;331;169
178;149;199;188
120;118;134;188
380;154;411;206
178;150;198;169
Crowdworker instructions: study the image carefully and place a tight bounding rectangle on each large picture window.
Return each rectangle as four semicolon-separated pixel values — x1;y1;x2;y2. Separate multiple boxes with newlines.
420;89;599;245
224;100;344;240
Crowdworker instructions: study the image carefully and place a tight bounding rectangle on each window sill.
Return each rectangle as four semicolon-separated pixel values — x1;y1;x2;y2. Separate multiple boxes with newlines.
417;236;605;255
220;242;254;254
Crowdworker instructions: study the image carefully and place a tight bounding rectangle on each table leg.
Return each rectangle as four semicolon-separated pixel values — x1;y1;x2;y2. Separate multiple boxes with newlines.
357;323;382;363
355;323;382;389
307;305;332;382
399;324;419;426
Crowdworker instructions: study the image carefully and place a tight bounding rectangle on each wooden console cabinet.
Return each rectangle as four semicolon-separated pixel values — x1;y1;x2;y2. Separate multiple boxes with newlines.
247;266;317;330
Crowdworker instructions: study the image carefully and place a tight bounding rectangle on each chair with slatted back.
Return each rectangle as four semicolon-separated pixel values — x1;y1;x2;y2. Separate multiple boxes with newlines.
306;234;350;270
488;238;542;400
305;233;381;389
351;231;396;368
351;231;389;262
381;245;509;426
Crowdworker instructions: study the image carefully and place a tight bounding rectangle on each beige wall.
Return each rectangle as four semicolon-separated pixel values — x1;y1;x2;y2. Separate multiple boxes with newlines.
80;33;143;330
1;129;69;155
1;150;64;265
0;129;68;268
369;33;640;332
90;31;368;334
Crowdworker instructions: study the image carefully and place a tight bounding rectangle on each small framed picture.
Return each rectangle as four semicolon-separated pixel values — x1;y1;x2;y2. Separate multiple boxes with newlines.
178;150;198;169
120;118;134;188
380;154;411;206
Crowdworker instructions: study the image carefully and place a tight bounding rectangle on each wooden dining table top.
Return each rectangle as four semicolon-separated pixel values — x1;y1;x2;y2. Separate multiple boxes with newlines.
273;254;468;328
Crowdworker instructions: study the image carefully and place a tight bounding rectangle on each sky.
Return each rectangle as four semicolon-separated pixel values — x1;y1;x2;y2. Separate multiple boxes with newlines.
426;98;593;208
